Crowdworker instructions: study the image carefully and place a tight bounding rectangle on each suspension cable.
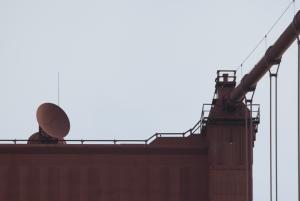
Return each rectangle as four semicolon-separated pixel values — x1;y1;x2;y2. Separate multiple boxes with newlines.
269;73;273;201
236;0;295;72
249;98;254;201
297;36;300;201
269;62;280;201
244;95;249;201
275;68;279;201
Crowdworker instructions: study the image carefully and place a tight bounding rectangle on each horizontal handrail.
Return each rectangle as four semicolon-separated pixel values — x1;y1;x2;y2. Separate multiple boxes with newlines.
0;104;260;145
0;103;217;145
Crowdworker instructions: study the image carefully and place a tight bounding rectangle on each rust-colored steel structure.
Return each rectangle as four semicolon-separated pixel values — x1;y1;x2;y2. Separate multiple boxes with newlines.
1;10;300;201
230;11;300;103
0;72;258;201
0;136;208;201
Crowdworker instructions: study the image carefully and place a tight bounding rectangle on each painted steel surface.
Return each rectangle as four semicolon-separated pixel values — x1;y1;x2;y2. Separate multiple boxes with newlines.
0;135;208;201
204;75;256;201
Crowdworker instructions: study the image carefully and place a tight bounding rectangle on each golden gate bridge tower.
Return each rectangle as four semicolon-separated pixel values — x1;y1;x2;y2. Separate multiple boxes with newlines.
1;6;300;201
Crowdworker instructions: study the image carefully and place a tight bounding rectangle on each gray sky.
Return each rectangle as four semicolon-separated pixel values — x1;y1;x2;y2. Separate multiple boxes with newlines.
0;0;299;200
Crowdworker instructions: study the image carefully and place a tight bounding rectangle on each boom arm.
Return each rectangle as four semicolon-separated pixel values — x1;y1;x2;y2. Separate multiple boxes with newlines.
229;10;300;103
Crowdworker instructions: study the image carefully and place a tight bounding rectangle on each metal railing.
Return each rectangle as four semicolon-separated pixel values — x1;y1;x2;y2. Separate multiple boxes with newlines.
250;104;260;124
215;70;236;83
0;104;213;145
0;103;260;145
248;103;260;133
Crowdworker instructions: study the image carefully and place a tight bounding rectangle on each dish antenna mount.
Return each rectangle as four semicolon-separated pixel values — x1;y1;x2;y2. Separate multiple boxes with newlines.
28;103;70;144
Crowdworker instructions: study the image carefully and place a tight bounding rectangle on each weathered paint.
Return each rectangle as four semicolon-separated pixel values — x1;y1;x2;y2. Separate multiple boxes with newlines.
0;135;209;201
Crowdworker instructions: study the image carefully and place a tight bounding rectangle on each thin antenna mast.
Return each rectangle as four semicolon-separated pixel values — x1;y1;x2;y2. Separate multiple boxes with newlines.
57;72;60;106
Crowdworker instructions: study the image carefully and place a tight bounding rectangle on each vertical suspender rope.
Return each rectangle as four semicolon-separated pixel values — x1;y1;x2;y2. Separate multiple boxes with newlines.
249;99;253;193
245;97;249;201
249;98;254;201
269;73;273;201
274;66;280;201
297;37;300;201
269;63;280;201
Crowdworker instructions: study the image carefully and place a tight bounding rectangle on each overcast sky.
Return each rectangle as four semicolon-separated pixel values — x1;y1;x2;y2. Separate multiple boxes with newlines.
0;0;299;200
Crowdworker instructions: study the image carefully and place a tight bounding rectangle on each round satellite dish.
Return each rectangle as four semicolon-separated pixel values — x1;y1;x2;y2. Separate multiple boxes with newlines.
36;103;70;138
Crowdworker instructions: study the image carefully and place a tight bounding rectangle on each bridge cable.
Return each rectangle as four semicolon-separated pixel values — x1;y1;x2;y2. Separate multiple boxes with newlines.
236;0;294;73
269;72;273;201
249;95;254;201
297;36;300;201
244;93;249;201
269;61;280;201
275;67;279;201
